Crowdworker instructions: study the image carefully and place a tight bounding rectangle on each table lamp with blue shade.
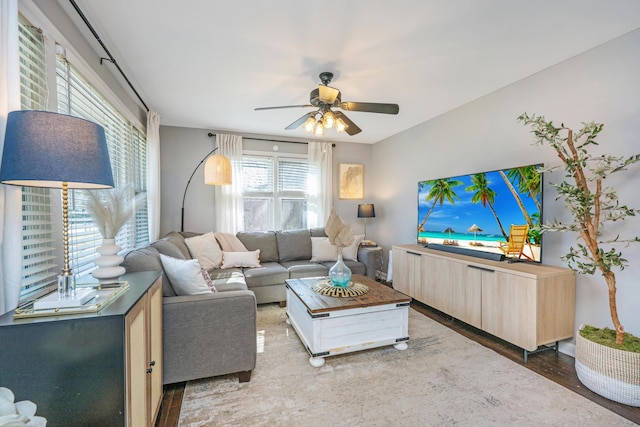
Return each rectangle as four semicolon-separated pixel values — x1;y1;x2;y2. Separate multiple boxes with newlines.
0;110;114;297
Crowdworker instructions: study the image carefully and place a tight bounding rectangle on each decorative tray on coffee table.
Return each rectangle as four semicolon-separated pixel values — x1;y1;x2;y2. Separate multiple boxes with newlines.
311;278;369;297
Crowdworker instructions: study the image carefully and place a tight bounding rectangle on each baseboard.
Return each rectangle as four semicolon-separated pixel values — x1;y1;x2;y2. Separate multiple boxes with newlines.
559;340;576;358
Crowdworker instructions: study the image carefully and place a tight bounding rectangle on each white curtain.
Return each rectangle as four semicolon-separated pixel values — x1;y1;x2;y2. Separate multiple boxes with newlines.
214;134;243;233
146;110;161;241
0;0;24;315
307;141;333;228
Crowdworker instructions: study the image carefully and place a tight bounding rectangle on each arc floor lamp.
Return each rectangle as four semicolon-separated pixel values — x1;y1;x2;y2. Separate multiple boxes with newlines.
180;147;232;231
1;110;114;296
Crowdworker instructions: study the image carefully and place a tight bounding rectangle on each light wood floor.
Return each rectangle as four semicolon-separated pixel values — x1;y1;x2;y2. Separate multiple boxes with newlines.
155;300;640;426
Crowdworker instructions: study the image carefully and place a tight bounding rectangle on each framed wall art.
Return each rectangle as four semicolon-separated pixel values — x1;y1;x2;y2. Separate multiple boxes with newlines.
338;163;364;199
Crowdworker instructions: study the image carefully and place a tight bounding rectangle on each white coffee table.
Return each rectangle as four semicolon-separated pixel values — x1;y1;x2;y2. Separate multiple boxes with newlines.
285;274;410;367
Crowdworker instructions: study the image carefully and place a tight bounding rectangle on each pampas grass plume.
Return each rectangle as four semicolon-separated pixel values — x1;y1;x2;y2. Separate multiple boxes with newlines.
85;186;146;239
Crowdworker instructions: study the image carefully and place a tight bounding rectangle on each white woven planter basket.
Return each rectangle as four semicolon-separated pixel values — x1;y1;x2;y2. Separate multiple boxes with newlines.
575;325;640;407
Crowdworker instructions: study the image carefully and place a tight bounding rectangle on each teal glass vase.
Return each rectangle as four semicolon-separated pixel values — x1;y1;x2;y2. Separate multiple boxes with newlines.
329;253;352;288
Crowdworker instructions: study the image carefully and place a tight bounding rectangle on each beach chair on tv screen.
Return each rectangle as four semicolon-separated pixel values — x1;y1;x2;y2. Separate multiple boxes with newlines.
499;224;534;261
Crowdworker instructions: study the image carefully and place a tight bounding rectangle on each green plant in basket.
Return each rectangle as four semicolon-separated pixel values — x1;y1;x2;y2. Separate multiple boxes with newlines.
519;113;640;347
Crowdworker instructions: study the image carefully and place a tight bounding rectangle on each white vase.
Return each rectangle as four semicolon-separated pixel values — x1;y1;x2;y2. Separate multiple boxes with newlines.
92;238;126;284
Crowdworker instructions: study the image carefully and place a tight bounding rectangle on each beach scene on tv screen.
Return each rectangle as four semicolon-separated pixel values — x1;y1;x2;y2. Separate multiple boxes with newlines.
417;164;542;261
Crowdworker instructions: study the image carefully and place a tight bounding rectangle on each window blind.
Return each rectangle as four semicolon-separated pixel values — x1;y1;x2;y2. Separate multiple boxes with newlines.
56;51;149;278
17;16;58;302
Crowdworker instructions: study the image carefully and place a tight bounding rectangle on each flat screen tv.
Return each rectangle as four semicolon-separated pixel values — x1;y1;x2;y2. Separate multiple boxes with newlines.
417;164;543;262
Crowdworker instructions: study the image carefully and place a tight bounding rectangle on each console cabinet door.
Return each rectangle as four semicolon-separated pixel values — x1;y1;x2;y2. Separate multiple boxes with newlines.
126;294;149;427
148;279;163;421
392;248;421;298
125;278;163;427
482;272;537;351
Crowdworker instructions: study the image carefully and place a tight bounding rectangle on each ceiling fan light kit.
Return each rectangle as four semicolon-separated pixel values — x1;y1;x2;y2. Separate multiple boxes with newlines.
255;72;399;136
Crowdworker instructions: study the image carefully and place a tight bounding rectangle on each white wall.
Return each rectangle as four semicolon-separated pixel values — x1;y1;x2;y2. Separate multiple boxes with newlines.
372;29;640;347
158;126;372;235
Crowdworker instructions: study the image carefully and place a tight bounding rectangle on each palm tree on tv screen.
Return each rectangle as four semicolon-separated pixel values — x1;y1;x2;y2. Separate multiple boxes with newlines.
418;178;463;232
466;173;508;240
511;165;542;213
499;169;533;227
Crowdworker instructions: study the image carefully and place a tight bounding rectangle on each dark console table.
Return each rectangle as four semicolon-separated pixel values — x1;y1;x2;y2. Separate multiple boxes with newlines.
0;271;163;427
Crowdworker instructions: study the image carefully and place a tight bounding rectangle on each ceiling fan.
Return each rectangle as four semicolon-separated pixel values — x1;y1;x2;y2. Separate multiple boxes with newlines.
255;72;399;136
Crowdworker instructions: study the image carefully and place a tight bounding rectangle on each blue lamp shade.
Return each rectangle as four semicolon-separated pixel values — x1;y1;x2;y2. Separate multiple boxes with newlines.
0;110;114;189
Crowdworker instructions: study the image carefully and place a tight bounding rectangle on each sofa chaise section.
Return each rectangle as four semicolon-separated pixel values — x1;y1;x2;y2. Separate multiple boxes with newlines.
122;244;257;385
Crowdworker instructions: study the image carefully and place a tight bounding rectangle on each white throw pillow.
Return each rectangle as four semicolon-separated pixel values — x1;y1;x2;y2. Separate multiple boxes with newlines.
159;254;212;296
221;249;261;268
342;234;365;261
185;232;223;269
310;237;339;262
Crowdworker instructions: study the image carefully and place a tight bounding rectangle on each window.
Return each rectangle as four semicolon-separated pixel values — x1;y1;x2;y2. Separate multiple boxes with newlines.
242;154;308;231
56;51;149;277
15;15;149;301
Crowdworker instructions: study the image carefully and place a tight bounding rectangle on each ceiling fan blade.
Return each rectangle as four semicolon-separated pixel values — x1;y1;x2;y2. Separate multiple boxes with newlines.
255;104;313;111
285;112;315;130
334;111;361;136
340;102;399;115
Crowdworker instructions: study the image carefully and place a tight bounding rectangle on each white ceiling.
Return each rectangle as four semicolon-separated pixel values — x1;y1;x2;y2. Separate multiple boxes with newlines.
63;0;640;144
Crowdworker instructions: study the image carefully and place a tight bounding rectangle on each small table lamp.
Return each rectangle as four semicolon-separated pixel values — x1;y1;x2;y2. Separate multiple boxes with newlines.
357;203;375;240
1;110;114;296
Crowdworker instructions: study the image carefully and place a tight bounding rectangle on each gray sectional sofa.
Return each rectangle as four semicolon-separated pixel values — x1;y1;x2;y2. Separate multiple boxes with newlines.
121;227;377;385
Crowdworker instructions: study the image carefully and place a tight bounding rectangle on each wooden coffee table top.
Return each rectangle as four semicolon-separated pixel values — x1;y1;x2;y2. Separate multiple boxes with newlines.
285;274;410;314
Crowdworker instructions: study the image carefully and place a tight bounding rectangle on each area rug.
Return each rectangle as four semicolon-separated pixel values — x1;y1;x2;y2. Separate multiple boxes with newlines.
178;304;635;426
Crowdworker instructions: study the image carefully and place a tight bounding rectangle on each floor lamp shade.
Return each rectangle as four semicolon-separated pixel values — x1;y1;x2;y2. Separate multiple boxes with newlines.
204;153;232;185
1;110;114;297
0;110;114;189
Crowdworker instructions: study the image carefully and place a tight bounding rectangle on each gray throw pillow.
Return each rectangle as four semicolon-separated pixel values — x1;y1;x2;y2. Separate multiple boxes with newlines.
276;229;312;262
236;231;279;262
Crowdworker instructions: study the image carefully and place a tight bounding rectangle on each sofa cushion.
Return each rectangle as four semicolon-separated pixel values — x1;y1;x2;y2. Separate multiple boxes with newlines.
310;237;339;262
236;231;279;262
211;271;248;292
208;267;244;279
275;229;312;262
242;262;288;288
159;254;213;296
163;231;192;258
309;227;327;237
122;246;177;297
201;268;217;292
152;238;188;260
280;260;328;279
185;232;223;269
221;250;261;269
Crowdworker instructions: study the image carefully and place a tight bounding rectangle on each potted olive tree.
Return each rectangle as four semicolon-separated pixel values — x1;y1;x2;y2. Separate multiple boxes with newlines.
518;113;640;406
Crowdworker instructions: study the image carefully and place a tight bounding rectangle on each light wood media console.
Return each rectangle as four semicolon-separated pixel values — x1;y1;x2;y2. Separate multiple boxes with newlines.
392;244;576;361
